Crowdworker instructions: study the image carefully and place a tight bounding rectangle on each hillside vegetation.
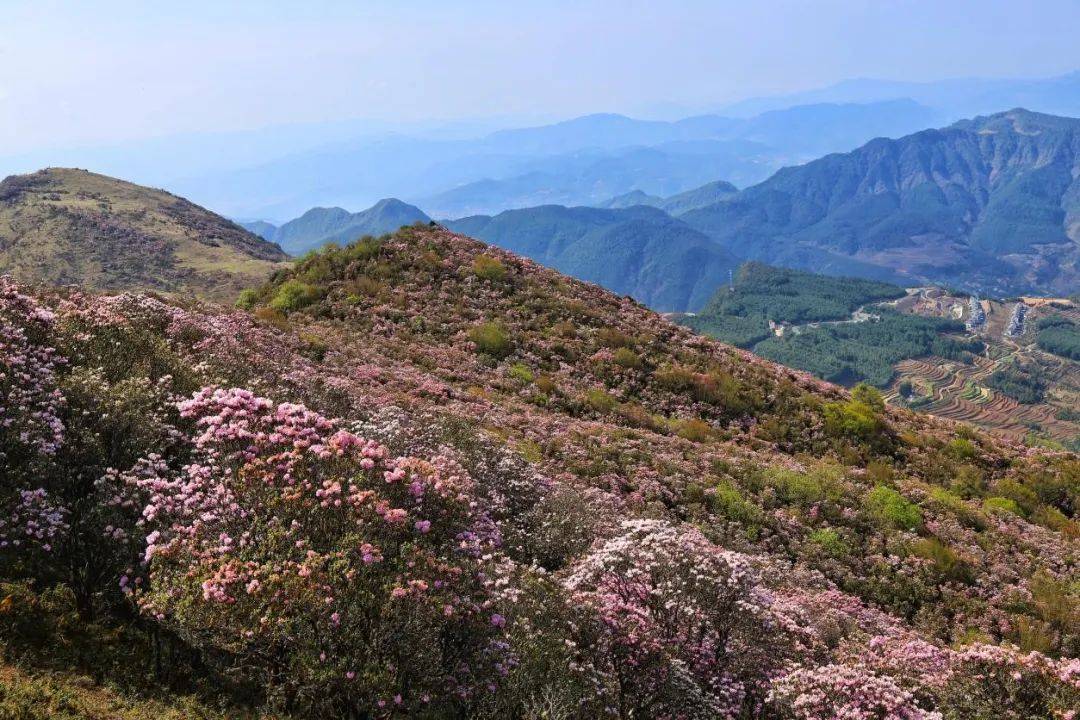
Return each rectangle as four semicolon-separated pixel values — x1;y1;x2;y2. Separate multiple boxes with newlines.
679;264;978;386
754;310;981;387
713;262;906;321
0;169;288;302
3;225;1077;719
1037;315;1080;360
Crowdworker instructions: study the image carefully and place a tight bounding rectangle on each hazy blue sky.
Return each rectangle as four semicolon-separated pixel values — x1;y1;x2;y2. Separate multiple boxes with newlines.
4;0;1080;154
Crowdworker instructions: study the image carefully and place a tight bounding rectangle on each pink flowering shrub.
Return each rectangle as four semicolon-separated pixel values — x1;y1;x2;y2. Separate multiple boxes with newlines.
2;282;204;618
130;387;512;715
0;488;69;553
769;663;941;720
564;519;786;718
938;643;1080;719
0;277;64;461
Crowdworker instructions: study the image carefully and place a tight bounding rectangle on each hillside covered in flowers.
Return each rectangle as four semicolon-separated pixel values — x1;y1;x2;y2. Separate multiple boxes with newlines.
1;223;1077;719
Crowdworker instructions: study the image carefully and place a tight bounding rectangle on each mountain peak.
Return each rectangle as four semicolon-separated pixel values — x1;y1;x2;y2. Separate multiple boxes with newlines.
369;197;423;213
954;107;1080;134
299;206;351;220
270;198;431;255
445;202;737;311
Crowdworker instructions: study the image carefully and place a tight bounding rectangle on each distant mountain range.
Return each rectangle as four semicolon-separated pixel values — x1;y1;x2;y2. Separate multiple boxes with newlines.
9;71;1080;222
15;99;940;221
413;141;768;218
258;108;1080;307
243;199;430;255
597;189;664;209
722;72;1080;120
444;205;739;311
0;168;287;301
678;109;1080;296
15;107;1078;316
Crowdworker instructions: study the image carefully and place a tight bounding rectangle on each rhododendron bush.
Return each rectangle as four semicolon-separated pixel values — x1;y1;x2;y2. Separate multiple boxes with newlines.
1;277;192;617
0;278;64;462
1;226;1078;719
131;387;511;714
563;519;788;717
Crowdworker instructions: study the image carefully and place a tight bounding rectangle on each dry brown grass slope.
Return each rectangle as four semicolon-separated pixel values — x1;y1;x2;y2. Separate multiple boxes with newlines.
0;168;289;302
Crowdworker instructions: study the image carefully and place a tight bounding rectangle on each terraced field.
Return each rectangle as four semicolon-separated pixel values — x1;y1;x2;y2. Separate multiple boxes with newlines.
886;293;1080;445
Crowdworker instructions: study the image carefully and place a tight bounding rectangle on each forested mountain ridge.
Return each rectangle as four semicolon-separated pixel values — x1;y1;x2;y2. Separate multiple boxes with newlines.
656;178;740;214
680;109;1080;296
445;203;740;311
678;263;972;387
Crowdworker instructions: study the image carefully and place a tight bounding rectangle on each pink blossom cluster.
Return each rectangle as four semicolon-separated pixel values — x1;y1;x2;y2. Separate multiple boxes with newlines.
127;385;512;712
0;276;65;457
564;519;784;716
0;487;69;552
769;663;942;720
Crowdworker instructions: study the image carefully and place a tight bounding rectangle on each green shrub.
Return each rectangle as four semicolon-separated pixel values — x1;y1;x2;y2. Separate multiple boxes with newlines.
767;465;843;508
654;364;697;393
253;306;288;329
1031;505;1072;532
469;321;512;358
234;288;258;310
823;394;889;448
508;362;534;383
769;469;826;506
983;496;1022;516
866;485;922;531
675;418;712;442
596;327;633;348
946;437;978;460
655;365;749;413
345;275;386;298
268;279;319;313
851;383;885;412
615;402;661;431
298;333;329;362
342;236;383;263
534;374;557;395
709;482;762;525
550;321;577;338
910;537;970;582
990;479;1040;516
583;388;616;414
684;482;708;505
612;347;642;369
806;528;849;558
473;254;507;282
950;464;988;499
927;486;986;529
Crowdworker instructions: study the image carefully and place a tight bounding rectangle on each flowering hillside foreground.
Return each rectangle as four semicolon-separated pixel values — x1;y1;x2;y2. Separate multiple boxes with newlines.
1;224;1077;719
